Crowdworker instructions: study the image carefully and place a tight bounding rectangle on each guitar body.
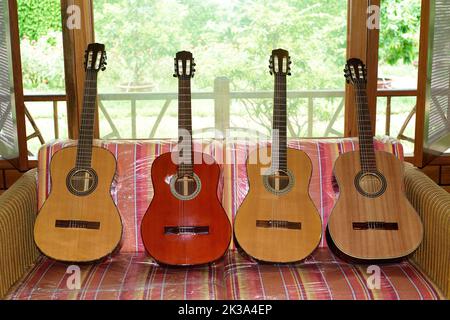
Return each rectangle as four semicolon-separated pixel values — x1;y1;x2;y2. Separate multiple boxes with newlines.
234;146;322;263
327;150;423;261
34;146;123;262
141;152;231;266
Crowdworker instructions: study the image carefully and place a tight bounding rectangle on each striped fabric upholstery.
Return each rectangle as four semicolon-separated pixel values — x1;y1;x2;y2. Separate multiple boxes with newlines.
405;166;450;299
36;138;404;251
4;138;443;300
224;249;441;300
7;254;225;300
0;169;40;298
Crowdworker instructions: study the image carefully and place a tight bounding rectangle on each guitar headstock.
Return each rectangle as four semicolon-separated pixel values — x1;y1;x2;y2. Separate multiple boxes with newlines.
344;58;367;86
174;51;196;78
84;43;107;72
269;48;291;76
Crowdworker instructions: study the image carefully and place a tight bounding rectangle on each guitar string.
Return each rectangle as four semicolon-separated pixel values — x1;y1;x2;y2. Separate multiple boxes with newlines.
355;73;377;192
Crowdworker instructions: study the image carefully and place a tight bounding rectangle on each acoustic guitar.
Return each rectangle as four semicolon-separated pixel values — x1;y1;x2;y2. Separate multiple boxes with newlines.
141;51;231;266
233;49;322;263
326;58;423;262
34;43;123;263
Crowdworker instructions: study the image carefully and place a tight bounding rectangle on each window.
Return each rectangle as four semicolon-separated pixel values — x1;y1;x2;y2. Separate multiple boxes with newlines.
94;0;348;139
18;0;68;158
376;0;421;155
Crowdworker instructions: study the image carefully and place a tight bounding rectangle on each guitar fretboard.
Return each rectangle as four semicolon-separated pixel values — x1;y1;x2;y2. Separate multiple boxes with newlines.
354;81;377;173
272;74;288;172
177;77;193;177
75;69;98;169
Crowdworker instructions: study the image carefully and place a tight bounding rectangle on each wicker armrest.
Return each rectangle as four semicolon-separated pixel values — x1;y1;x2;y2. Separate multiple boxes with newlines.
404;165;450;299
0;169;40;299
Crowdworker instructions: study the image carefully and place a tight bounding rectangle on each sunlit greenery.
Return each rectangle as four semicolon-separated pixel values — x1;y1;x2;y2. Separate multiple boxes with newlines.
18;0;421;156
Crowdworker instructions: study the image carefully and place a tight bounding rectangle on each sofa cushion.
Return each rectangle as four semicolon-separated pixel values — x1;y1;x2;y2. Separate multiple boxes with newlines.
6;253;225;300
37;138;404;253
224;248;442;300
7;248;441;300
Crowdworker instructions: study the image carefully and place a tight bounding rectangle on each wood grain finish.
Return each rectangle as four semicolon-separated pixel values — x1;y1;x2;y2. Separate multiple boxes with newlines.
234;147;322;263
327;150;424;260
34;146;122;262
141;152;231;266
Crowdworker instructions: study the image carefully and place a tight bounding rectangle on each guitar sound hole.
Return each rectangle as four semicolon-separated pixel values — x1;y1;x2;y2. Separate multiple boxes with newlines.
267;171;290;191
170;173;202;200
67;168;98;196
175;176;197;196
355;171;387;198
263;169;295;195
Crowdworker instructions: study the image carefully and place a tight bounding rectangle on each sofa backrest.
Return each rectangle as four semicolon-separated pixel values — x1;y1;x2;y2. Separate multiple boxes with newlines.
37;138;404;253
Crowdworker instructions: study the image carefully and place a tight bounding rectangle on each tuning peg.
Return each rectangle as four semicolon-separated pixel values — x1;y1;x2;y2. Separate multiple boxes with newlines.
287;72;291;76
269;71;273;75
173;74;177;77
101;67;106;71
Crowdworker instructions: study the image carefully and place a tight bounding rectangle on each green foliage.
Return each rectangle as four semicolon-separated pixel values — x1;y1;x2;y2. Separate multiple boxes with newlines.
379;0;421;65
94;0;347;92
17;0;61;41
21;32;65;92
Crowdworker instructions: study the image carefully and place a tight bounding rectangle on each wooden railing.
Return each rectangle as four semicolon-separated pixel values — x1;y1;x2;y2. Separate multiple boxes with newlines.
24;94;66;141
22;87;417;146
377;89;417;142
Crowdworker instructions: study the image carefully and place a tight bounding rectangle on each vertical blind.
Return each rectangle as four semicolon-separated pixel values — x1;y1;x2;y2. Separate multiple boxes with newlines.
0;0;19;160
424;0;450;157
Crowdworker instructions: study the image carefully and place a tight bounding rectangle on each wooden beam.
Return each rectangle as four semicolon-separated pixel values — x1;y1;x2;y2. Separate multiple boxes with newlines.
413;0;431;167
366;0;380;135
61;0;96;139
345;0;380;137
7;0;28;171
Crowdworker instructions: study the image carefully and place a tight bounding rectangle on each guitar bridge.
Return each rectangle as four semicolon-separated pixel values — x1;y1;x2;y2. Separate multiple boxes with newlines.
164;226;209;235
55;220;100;230
256;220;302;230
352;222;399;230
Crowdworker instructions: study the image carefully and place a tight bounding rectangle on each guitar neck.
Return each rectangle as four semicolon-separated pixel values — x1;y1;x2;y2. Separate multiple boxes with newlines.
178;77;193;177
354;82;377;172
273;74;288;172
75;69;98;169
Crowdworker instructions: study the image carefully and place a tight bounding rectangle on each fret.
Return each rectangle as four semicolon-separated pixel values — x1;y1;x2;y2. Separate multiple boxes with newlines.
272;74;288;172
354;83;377;173
177;77;194;177
75;69;98;169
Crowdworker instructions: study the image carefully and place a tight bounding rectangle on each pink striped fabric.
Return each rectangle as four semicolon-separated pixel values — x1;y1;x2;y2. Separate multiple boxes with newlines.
36;138;404;252
5;138;442;300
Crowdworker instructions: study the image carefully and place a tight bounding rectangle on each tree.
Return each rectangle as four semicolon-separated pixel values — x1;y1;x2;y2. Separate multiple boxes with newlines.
379;0;421;65
17;0;61;41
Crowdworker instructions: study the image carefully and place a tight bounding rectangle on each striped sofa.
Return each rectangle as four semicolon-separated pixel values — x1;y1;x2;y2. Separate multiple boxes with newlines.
1;138;449;300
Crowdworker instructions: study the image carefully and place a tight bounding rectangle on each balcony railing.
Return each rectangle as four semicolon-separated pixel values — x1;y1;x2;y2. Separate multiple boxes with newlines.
23;82;417;155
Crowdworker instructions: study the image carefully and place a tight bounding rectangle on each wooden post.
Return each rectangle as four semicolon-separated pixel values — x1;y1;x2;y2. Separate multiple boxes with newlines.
413;0;431;167
214;77;230;138
385;96;391;136
308;97;313;136
345;0;380;137
61;0;96;139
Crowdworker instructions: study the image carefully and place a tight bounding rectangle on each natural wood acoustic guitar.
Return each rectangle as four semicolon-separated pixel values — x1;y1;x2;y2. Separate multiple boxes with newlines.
141;51;231;266
34;43;123;263
326;58;423;262
233;49;322;263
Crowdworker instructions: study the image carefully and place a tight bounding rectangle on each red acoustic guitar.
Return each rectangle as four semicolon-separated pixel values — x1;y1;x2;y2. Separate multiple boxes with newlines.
141;51;231;266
